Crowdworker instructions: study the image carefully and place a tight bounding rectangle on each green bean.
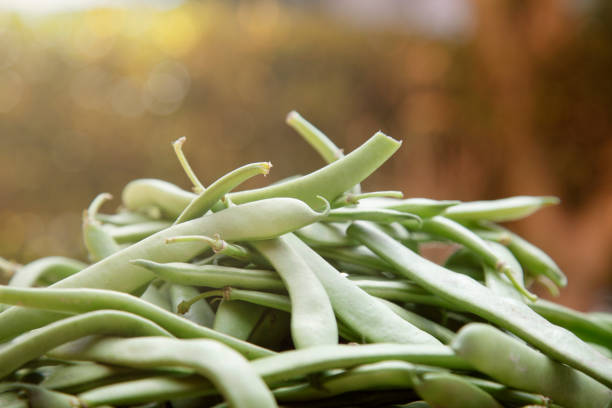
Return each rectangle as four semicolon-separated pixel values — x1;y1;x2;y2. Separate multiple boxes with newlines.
106;221;172;244
0;286;273;359
417;216;536;301
295;222;355;247
168;283;215;327
139;281;172;311
0;383;80;408
529;299;612;348
347;221;612;387
286;110;344;164
451;323;612;408
228;132;400;209
40;362;143;392
82;193;121;262
213;300;266;340
166;235;270;266
0;310;172;379
326;207;421;225
443;248;484;281
122;179;196;219
0;391;27;408
95;210;158;226
132;259;285;291
175;162;271;224
0;197;326;342
376;298;456;344
443;196;559;222
247;308;291;350
251;343;470;385
359;197;460;218
8;256;87;288
285;233;443;345
315;245;392;271
77;375;213;407
332;191;403;208
50;336;278;408
253;236;338;348
273;361;437;402
483;241;525;302
474;226;567;287
590;312;612;331
172;136;205;194
412;372;502;408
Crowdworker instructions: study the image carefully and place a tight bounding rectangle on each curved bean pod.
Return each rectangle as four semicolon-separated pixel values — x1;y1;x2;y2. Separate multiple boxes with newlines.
0;286;274;359
417;216;535;301
286;110;343;164
285;233;442;345
359;197;460;218
0;310;171;379
347;221;612;388
474;227;567;287
331;191;403;208
106;221;171;244
172;136;205;194
0;383;80;408
122;178;196;219
251;343;469;385
451;323;612;408
412;372;502;408
315;245;392;271
0;197;326;342
95;210;157;226
253;236;338;348
82;193;121;262
228;132;400;209
443;196;559;222
295;222;355;247
8;256;87;288
174;162;272;224
326;208;421;224
483;241;525;302
131;259;285;291
40;362;140;392
50;336;278;408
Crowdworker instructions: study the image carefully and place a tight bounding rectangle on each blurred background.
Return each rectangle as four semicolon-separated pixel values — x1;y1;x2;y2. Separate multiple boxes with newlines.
0;0;610;311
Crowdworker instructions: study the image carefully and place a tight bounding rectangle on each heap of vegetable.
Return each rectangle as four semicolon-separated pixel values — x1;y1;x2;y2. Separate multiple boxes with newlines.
0;112;610;408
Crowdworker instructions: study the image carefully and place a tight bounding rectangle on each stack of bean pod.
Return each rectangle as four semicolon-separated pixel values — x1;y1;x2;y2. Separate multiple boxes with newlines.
0;111;611;408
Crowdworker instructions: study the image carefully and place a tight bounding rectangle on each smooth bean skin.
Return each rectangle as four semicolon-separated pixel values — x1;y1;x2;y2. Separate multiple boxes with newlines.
295;222;356;247
359;197;460;218
412;372;502;408
326;208;421;224
82;193;121;262
168;283;215;327
174;162;271;224
40;362;137;392
49;336;278;408
0;197;325;342
132;260;286;291
253;236;338;348
228;132;400;209
286;110;343;164
443;196;559;222
106;221;171;244
483;241;525;302
251;343;470;385
122;178;196;219
8;256;87;288
475;227;567;287
285;233;443;345
451;323;612;408
0;310;171;380
0;383;80;408
315;245;392;271
213;300;266;340
0;286;274;359
347;221;612;387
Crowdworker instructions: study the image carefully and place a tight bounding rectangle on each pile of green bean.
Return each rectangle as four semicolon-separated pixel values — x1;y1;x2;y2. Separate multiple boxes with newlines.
1;112;611;408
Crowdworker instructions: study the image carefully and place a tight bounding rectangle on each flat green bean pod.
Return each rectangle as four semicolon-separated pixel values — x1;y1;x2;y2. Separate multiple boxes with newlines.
122;178;196;219
49;336;278;408
412;372;502;408
82;193;121;262
451;323;612;408
285;233;443;345
8;256;87;288
0;286;274;359
174;162;272;224
251;343;470;385
0;310;171;379
359;197;460;218
106;221;171;244
483;241;525;302
347;221;612;387
213;300;266;340
253;236;338;348
326;207;421;224
168;283;215;327
295;222;356;247
443;196;559;222
316;245;392;271
0;197;326;342
40;362;141;393
331;191;403;208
